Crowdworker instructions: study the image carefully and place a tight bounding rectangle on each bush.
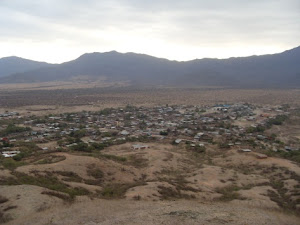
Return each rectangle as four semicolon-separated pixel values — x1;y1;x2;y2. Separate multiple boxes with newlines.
12;152;26;161
159;131;168;136
0;195;8;204
101;154;127;162
6;172;89;198
41;191;73;202
195;145;206;153
216;185;245;201
90;142;106;150
87;168;104;180
100;182;144;199
0;124;31;136
71;142;91;152
70;129;86;138
246;125;265;133
218;143;230;149
0;158;27;170
266;115;288;128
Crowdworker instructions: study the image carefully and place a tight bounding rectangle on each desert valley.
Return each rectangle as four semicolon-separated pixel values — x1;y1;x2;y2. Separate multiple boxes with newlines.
0;7;299;223
0;82;299;224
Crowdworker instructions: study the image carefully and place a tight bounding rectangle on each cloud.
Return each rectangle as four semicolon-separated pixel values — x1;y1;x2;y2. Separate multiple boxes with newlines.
0;0;299;62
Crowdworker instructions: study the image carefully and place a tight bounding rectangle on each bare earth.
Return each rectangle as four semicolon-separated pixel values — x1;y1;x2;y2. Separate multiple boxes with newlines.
5;197;300;225
0;84;299;115
0;84;300;224
1;142;300;224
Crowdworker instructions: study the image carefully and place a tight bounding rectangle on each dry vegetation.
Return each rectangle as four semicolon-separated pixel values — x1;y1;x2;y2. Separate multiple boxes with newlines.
0;141;299;224
0;85;300;115
0;85;300;224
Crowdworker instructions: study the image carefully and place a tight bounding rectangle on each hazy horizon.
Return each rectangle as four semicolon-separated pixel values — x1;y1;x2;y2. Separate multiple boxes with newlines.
1;0;299;63
1;45;299;64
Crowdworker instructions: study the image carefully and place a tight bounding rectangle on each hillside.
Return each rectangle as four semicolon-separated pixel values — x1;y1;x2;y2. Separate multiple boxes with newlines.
0;103;299;224
0;57;52;78
0;46;299;88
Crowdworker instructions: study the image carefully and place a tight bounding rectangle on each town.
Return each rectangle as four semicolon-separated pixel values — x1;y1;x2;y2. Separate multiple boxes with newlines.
1;103;300;224
0;103;298;159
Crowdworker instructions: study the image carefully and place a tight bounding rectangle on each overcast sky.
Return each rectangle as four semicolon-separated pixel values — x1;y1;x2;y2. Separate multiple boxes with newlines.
0;0;299;63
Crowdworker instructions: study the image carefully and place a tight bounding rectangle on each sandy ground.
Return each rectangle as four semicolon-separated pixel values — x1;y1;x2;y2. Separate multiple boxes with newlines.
0;185;64;222
1;142;300;224
1;87;300;116
0;80;129;91
265;115;300;146
3;197;300;225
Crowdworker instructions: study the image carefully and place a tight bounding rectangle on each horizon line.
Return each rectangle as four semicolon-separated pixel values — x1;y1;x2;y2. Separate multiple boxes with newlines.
1;45;299;64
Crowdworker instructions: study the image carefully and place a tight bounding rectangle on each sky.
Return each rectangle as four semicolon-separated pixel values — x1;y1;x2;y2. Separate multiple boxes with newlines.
0;0;299;63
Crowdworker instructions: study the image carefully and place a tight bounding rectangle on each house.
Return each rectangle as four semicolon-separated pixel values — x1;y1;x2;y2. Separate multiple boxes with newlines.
174;139;182;144
120;130;129;135
238;149;252;153
285;146;298;151
255;153;268;159
1;151;20;158
132;144;149;150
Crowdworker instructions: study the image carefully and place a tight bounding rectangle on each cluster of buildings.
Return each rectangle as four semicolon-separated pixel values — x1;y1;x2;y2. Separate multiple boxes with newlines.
0;103;298;158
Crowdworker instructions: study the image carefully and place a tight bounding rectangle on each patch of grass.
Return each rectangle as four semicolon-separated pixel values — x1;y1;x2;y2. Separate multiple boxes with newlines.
84;179;102;185
132;195;141;200
162;152;174;161
41;191;73;202
0;124;31;136
127;154;148;168
87;167;104;180
268;179;298;212
158;185;181;199
166;210;199;219
0;176;19;185
266;150;300;164
34;155;66;165
157;170;198;199
85;166;104;185
0;195;8;204
0;211;12;224
55;171;83;183
0;171;89;199
215;185;246;201
100;184;127;198
100;154;127;162
100;182;146;199
0;158;27;170
157;185;195;200
3;205;17;211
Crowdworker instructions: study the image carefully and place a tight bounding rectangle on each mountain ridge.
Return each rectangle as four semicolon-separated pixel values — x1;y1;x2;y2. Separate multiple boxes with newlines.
0;56;52;78
0;46;299;88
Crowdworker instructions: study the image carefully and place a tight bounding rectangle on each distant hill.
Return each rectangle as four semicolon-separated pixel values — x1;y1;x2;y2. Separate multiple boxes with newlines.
177;46;300;87
0;46;299;88
0;56;52;78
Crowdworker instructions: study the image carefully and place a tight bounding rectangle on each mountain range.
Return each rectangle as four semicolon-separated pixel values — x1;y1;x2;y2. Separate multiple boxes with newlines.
0;46;299;88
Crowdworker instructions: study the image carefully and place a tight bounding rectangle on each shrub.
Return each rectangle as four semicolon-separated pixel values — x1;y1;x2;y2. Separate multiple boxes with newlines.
13;152;28;161
0;124;31;136
159;131;168;136
6;172;89;198
0;158;27;170
90;142;106;150
215;185;245;201
101;154;127;162
100;182;145;199
0;195;8;204
41;191;72;202
71;142;91;152
87;168;104;180
194;145;206;153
